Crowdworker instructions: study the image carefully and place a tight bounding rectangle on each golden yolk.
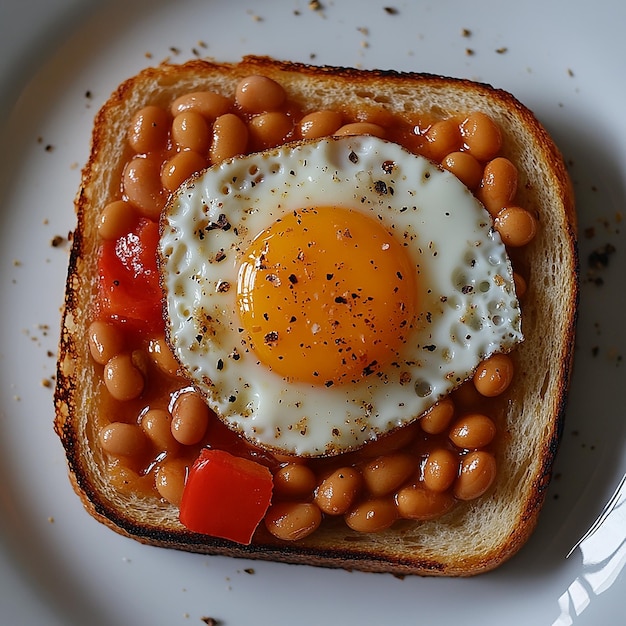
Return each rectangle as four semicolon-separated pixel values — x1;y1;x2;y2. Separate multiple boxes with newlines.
236;206;418;386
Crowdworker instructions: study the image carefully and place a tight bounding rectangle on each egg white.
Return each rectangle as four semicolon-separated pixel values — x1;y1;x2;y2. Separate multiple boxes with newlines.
159;136;522;456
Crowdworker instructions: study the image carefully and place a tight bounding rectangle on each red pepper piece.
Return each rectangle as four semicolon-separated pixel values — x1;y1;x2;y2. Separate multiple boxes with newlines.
179;448;274;545
97;218;163;333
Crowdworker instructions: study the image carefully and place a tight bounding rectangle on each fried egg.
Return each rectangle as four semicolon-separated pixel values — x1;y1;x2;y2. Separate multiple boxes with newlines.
159;136;522;456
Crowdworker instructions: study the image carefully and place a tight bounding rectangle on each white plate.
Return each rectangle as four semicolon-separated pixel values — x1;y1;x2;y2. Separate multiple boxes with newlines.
1;1;624;624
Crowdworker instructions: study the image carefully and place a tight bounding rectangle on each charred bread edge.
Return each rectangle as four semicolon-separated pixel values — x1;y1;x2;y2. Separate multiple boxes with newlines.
54;56;578;577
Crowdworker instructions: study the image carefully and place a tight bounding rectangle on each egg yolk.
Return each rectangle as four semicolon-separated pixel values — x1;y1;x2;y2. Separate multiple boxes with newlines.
236;206;418;386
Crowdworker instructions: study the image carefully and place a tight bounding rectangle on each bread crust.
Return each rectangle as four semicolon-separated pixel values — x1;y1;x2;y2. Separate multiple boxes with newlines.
54;56;578;576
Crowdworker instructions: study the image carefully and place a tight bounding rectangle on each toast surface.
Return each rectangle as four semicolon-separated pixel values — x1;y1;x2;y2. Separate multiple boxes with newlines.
54;56;577;576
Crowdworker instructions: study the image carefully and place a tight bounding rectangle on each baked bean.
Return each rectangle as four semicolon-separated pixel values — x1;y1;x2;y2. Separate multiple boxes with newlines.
425;120;461;162
356;421;419;458
477;157;518;217
155;458;188;506
473;353;514;397
210;113;249;164
141;408;179;453
171;111;210;153
170;91;231;120
513;271;527;298
453;450;496;500
99;422;147;457
452;380;484;410
406;133;430;157
108;464;150;495
449;413;496;449
128;105;170;154
441;151;483;190
355;105;397;128
344;497;397;533
494;206;538;247
395;484;455;520
299;110;343;139
314;467;362;515
361;452;417;497
235;75;286;113
131;349;150;378
104;353;145;401
334;122;386;138
98;200;138;240
315;467;363;515
460;112;502;161
122;154;166;220
171;391;210;445
161;150;207;192
147;336;180;377
423;448;458;492
248;111;293;149
273;463;317;499
264;502;322;541
88;320;125;365
420;397;455;435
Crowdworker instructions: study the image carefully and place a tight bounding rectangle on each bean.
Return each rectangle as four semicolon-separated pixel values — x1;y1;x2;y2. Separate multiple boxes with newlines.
356;421;419;458
87;320;125;365
155;458;188;506
210;113;249;164
273;463;317;499
344;497;397;533
453;451;497;500
122;154;166;220
395;484;455;520
477;157;518;216
334;122;386;138
171;111;210;153
99;422;147;457
423;448;458;492
248;111;293;149
452;380;484;410
141;408;179;452
171;391;210;445
299;110;343;139
130;349;150;378
420;397;455;435
474;353;514;397
425;120;461;162
104;353;144;401
98;200;138;240
147;336;180;377
128;105;170;154
108;464;147;494
314;467;362;515
513;271;527;299
361;452;417;497
354;105;397;128
449;413;496;449
441;151;483;191
460;112;502;161
170;91;231;119
235;75;286;113
494;206;538;247
264;502;322;541
161;150;207;192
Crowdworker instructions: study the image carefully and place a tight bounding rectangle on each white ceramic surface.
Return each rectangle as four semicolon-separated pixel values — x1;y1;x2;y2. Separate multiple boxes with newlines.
0;1;624;624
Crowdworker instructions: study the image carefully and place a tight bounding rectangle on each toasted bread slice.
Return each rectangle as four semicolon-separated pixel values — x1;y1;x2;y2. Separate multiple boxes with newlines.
54;56;577;576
